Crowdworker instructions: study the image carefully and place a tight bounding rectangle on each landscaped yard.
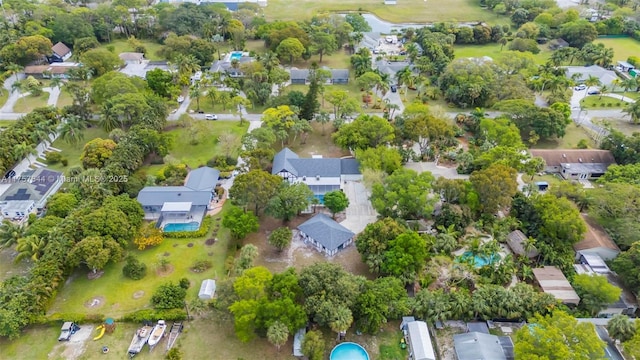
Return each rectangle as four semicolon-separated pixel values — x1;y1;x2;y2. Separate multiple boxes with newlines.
595;37;640;62
163;120;249;168
592;116;640;136
531;122;595;149
56;89;73;108
13;92;50;113
48;206;230;318
454;44;552;65
264;0;504;24
47;127;109;173
0;88;8;108
98;38;165;61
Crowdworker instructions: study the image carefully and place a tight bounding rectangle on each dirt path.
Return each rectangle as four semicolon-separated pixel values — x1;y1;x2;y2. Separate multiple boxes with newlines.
48;325;94;360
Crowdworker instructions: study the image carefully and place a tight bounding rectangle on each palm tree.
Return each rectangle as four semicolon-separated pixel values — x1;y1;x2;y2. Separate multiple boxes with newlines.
598;85;609;100
0;220;25;249
266;321;289;352
405;43;419;63
6;63;23;82
623;101;640;124
172;54;200;79
260;51;280;72
11;80;23;94
330;306;353;340
386;103;400;120
190;84;202;111
58;114;87;145
593;46;614;67
622;78;637;99
49;77;64;92
13;142;37;164
584;75;601;100
395;66;413;87
315;111;331;135
607;314;635;342
611;78;622;93
14;235;47;263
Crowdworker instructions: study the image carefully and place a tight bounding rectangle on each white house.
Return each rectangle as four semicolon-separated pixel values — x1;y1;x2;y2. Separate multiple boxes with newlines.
50;42;72;63
272;148;361;202
0;168;63;221
400;318;436;360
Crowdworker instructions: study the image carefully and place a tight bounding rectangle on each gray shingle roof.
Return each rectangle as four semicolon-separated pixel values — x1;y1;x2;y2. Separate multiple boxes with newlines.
137;186;211;207
185;167;219;191
272;148;300;176
454;332;507;360
290;69;309;81
298;213;354;251
340;159;360;174
331;69;349;80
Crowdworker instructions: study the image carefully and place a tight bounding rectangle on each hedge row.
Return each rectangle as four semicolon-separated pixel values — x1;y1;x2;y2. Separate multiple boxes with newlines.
41;308;187;325
163;216;213;238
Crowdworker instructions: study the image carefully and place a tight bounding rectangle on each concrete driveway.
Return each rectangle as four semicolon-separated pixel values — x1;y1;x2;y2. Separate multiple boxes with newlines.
339;181;378;234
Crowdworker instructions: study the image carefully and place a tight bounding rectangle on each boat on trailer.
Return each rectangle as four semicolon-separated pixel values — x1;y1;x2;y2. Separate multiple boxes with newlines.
147;320;167;350
166;322;183;352
127;324;152;358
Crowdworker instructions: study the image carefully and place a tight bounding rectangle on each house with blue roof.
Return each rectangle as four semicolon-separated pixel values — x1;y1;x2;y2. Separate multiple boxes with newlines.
137;167;219;226
298;213;355;256
272;148;361;203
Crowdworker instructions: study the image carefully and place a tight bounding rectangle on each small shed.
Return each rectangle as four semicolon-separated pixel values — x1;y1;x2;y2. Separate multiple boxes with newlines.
506;230;539;259
534;181;548;191
198;279;216;300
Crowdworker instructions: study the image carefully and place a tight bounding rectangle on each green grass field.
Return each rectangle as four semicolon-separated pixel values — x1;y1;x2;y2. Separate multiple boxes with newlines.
56;90;73;108
580;95;626;109
595;37;640;62
48;206;230;318
532;122;595;149
99;39;165;61
164;120;249;168
13;92;50;113
264;0;505;24
454;44;551;65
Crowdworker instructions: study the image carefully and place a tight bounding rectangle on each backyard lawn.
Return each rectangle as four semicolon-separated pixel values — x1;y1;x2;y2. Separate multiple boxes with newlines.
264;0;504;24
13;92;50;113
595;37;640;62
454;44;552;65
56;90;73;108
163;120;249;168
531;122;595;149
592;116;640;136
47;127;109;173
47;205;231;318
99;38;165;61
0;88;8;108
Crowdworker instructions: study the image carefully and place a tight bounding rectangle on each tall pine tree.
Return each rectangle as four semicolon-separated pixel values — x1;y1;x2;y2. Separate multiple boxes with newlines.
300;64;320;120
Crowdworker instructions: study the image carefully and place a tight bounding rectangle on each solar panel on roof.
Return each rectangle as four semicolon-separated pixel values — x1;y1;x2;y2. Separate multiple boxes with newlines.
5;188;32;201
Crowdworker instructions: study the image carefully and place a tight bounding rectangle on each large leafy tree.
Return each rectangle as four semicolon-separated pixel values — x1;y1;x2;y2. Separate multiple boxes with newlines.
356;218;407;275
382;232;429;282
495;100;571;142
355;147;403;175
515;311;606;359
301;330;325;360
608;314;636;342
469;164;517;216
332;114;395;150
611;242;640;293
572;274;621;316
371;168;435;219
559;20;599;48
222;206;260;240
268;227;293;252
81;49;124;77
68;236;123;273
276;37;305;64
354;277;410;334
532;193;586;249
266;182;313;222
80;138;117;169
323;190;350;218
229;170;282;214
0;35;52;65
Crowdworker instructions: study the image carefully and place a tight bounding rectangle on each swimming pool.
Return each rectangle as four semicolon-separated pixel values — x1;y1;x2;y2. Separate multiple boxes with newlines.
457;251;501;268
163;222;200;232
330;342;369;360
314;194;325;204
230;51;243;61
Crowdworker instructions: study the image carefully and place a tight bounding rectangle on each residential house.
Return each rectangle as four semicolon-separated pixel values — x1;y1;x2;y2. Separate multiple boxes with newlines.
529;149;616;180
400;317;436;360
0;168;63;221
532;266;581;306
564;65;619;87
298;213;355;256
357;32;381;51
119;52;145;64
24;63;80;79
453;332;509;360
49;42;72;63
136;167;219;225
506;230;539;259
272;148;361;200
574;214;620;261
210;53;255;78
289;68;349;84
375;59;415;77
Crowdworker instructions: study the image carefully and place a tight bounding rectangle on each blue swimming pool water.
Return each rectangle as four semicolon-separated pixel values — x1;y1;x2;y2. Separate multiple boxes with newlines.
230;51;243;61
457;251;501;268
314;194;325;204
163;222;200;232
330;342;369;360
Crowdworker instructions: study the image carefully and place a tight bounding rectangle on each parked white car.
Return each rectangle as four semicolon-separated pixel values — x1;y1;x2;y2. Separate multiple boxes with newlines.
205;114;218;120
177;96;185;103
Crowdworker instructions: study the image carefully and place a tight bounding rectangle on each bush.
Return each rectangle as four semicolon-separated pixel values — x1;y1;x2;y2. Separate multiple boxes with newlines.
163;216;213;238
576;139;589;149
122;255;147;280
191;259;213;273
151;282;187;309
45;152;63;164
41;313;106;325
120;309;187;323
166;347;183;360
60;158;68;167
179;277;191;289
